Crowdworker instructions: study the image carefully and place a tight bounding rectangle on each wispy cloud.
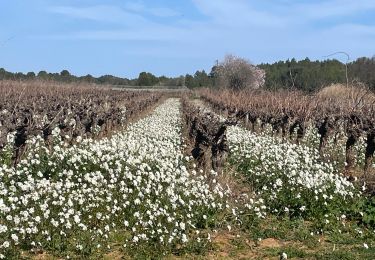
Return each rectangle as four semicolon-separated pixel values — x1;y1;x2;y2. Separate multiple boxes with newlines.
291;0;375;20
43;1;375;64
192;0;375;26
49;5;148;25
147;7;181;18
48;27;187;42
123;2;181;18
49;3;181;26
46;2;193;42
2;0;375;78
191;0;287;27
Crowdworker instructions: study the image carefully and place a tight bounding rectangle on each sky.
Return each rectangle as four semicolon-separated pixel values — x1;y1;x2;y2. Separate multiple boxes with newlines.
0;0;374;78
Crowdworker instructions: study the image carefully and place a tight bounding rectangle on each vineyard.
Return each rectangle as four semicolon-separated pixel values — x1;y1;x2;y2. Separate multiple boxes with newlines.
1;82;375;259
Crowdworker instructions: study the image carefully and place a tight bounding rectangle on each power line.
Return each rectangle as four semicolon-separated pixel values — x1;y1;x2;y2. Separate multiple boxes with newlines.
0;36;15;47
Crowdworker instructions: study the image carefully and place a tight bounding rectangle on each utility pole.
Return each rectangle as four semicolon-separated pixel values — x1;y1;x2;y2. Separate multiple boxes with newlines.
323;51;352;102
323;51;350;89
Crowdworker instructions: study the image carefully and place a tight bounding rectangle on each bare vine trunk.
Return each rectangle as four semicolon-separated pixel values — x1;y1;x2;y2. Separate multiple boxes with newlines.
365;132;375;175
318;121;333;157
345;134;358;171
296;124;305;144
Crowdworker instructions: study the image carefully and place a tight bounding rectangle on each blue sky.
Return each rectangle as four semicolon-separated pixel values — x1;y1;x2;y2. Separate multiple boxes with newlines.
0;0;374;78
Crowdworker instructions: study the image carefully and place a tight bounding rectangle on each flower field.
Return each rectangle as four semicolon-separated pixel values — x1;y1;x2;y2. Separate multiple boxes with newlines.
1;93;375;259
228;125;359;224
0;98;235;258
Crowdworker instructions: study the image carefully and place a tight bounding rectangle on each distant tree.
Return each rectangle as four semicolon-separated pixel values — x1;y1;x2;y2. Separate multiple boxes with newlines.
349;57;375;90
185;74;197;88
59;70;72;82
0;68;5;79
82;74;95;83
157;75;185;87
14;72;25;80
158;75;168;85
184;71;213;89
26;72;36;79
215;55;265;90
50;73;60;81
259;58;348;92
176;75;185;87
60;70;70;77
97;75;129;85
137;72;159;86
209;65;220;87
37;71;49;80
0;68;11;80
194;70;211;87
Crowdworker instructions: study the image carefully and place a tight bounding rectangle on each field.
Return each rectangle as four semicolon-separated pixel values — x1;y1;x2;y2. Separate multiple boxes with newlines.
1;81;375;259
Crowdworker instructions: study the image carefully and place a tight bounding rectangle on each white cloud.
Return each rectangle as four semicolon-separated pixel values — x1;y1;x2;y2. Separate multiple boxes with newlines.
147;7;181;18
44;1;375;64
191;0;287;27
123;2;181;17
292;0;375;20
49;5;148;25
123;2;144;12
191;0;375;26
52;27;186;41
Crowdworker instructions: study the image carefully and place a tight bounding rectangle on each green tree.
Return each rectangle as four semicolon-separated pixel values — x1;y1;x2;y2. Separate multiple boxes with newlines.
26;72;36;79
82;74;96;83
60;70;72;82
137;72;159;86
37;71;49;80
185;74;197;88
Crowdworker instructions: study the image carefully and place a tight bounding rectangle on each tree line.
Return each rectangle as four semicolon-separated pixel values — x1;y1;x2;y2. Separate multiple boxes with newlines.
1;55;374;91
185;56;375;91
0;69;186;88
259;56;375;92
